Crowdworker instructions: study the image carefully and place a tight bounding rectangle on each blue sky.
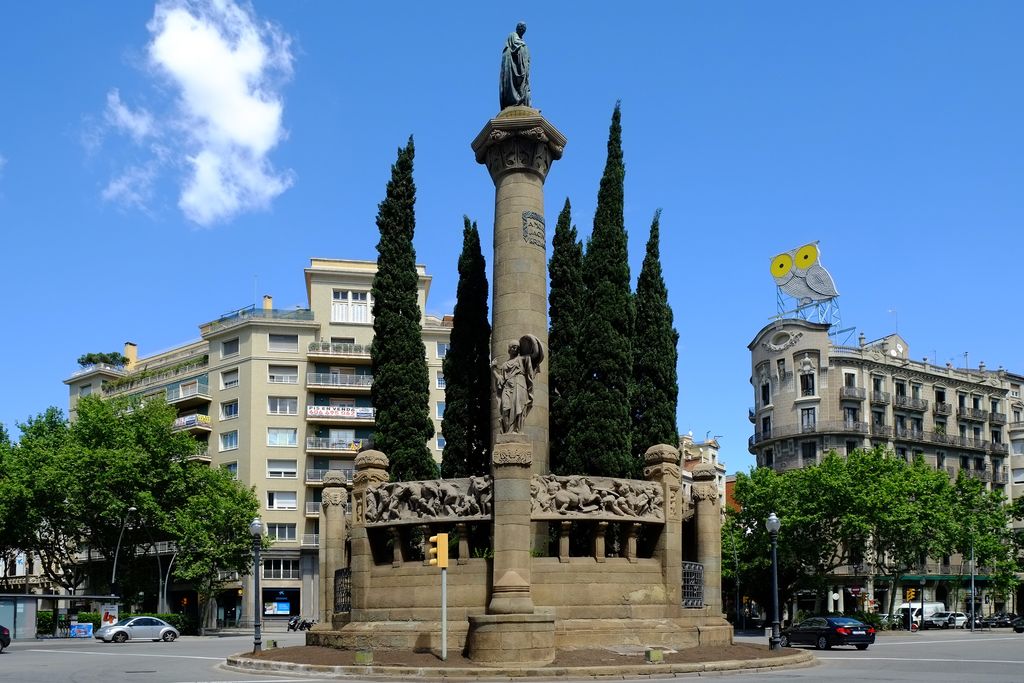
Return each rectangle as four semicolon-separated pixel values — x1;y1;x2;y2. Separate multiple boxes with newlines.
1;2;1022;474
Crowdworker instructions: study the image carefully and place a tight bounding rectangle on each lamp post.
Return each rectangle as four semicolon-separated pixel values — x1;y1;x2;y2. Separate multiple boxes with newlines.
766;512;782;650
110;506;138;595
249;517;263;653
919;577;926;632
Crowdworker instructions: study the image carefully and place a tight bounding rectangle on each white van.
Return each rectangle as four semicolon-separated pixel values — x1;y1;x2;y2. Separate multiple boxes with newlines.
896;602;945;626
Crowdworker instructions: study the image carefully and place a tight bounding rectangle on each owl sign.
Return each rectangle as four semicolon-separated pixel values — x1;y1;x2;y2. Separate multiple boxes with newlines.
770;242;839;305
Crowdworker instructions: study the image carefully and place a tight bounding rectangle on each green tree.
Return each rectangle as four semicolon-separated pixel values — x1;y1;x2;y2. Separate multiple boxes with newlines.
370;137;437;481
166;464;262;635
548;198;586;475
630;209;678;461
572;103;635;477
77;351;129;368
441;216;492;478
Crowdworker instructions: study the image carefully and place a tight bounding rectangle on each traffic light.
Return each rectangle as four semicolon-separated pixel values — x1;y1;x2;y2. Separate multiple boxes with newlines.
428;533;449;569
906;588;916;601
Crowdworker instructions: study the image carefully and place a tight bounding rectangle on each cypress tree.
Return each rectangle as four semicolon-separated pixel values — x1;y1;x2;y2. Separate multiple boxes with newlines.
572;103;635;477
630;209;679;463
370;137;437;481
441;216;492;478
548;198;585;475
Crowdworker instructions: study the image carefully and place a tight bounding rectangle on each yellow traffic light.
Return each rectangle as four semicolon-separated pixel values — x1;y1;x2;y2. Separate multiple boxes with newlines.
429;533;449;569
906;588;916;601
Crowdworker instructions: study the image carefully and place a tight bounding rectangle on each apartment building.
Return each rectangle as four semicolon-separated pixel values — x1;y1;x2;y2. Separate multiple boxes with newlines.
64;258;452;625
747;318;1023;615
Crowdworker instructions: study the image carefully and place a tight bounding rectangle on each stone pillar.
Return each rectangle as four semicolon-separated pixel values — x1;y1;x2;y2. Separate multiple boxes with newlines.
692;462;723;616
558;521;571;563
836;586;845;613
487;436;535;614
594;522;608;563
349;450;389;615
472;107;566;478
626;523;641;563
456;522;469;565
645;444;683;616
319;471;348;626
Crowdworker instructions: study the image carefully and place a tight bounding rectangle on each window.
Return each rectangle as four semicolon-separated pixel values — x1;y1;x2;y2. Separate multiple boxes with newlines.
79;383;93;397
872;411;884;426
268;334;298;352
263;558;300;579
872;376;884;392
266;459;297;478
760;382;770;406
800;407;816;431
222;462;238;479
972;395;982;410
332;290;371;323
436;432;446;450
267;491;297;510
935;419;946;434
844;373;856;388
845;441;857;455
991;399;1001;414
436;341;451;359
331;336;355;344
911;384;922;400
800;441;816;463
761;416;772;437
991;429;1002;444
935;388;946;404
763;448;774;468
221;338;239;357
958;393;967;408
1013;440;1024;456
799;373;815;396
265;523;296;540
1014;468;1024;485
220;430;238;451
221;368;239;390
268;396;298;415
267;428;298;447
936;452;945;469
221;400;239;420
911;417;922;433
1013;409;1022;423
436;372;446;390
894;381;906;397
844;407;860;424
436;401;446;419
268;365;298;384
776;359;786;379
896;447;908;461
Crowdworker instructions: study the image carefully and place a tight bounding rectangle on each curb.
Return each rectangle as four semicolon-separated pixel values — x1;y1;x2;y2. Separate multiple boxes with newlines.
224;650;817;679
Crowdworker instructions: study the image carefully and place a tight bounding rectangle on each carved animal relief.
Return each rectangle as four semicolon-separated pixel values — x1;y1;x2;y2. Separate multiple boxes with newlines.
530;474;665;523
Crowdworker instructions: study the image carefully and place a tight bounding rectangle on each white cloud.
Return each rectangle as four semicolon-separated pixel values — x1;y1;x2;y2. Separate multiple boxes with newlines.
148;0;293;225
99;0;294;226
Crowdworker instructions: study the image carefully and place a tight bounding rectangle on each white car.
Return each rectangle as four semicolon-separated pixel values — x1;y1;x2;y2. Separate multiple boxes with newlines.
95;616;179;643
925;611;967;629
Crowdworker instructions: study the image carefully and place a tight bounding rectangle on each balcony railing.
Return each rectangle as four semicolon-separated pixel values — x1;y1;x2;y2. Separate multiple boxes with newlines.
958;407;989;421
306;467;355;483
305;437;366;452
263;568;301;580
990;442;1009;455
305;501;321;516
166;380;210;403
306;405;376;420
748;407;756;423
928;431;958;445
959;436;988;450
307;341;372;357
894;396;929;411
989;412;1007;425
1008;421;1024;433
172;413;211;431
871;391;891;405
894;426;924;441
871;424;892;438
840;387;866;400
934;402;952;416
201;306;314;335
301;534;320;547
307;373;373;388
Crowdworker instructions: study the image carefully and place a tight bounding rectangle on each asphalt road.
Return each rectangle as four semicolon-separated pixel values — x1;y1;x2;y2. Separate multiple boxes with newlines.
2;628;1023;682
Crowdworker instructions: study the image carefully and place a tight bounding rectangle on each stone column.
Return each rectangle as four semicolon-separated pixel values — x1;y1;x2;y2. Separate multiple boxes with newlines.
692;463;723;616
558;521;571;563
594;522;608;563
349;450;389;615
644;444;683;616
487;437;535;614
472;107;566;478
318;471;349;626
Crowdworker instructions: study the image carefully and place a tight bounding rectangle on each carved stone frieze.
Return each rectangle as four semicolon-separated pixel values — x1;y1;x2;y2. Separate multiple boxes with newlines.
322;487;348;508
363;476;493;526
691;483;719;504
492;441;532;467
761;331;803;353
322;470;347;487
530;474;664;523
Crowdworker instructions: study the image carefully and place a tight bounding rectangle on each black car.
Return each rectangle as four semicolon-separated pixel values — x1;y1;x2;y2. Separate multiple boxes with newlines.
0;624;10;652
1012;616;1024;634
983;612;1017;628
780;616;876;650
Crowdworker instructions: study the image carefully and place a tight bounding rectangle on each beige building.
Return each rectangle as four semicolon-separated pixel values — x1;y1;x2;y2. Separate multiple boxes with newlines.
679;433;727;516
64;258;451;625
747;318;1023;615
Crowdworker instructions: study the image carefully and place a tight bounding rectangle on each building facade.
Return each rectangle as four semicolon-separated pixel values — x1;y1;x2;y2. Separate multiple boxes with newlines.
748;319;1023;616
64;259;451;625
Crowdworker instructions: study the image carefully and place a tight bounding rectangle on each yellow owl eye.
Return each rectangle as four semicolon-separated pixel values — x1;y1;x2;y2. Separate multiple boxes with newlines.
795;243;818;268
771;253;793;277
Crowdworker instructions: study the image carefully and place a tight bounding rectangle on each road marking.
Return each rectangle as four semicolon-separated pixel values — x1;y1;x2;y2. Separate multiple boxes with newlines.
818;656;1024;664
26;648;223;661
875;636;1021;646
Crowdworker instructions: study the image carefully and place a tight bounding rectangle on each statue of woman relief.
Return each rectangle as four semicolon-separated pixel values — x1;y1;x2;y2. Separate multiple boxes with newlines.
491;334;543;434
499;22;531;109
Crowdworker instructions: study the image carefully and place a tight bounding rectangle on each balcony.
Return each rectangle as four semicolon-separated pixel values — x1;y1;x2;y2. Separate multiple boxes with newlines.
307;341;372;363
172;413;212;433
200;306;314;335
305;467;355;484
994;466;1009;484
840;387;866;401
989;412;1007;425
870;391;891;405
894;396;929;412
894;426;924;441
305;437;366;454
187;446;212;464
958;407;989;421
166;379;211;409
305;501;321;517
928;431;958;446
748;407;756;423
819;420;868;434
301;534;320;548
990;442;1009;455
306;372;373;392
933;402;952;416
959;436;988;450
306;405;376;424
1009;421;1024;434
945;466;957;479
870;424;892;438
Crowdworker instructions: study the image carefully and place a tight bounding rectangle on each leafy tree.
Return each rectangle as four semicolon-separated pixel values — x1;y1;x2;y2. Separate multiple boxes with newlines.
77;351;129;368
572;103;635;477
441;216;492;478
370;137;437;481
630;209;678;460
166;464;262;635
548;198;586;475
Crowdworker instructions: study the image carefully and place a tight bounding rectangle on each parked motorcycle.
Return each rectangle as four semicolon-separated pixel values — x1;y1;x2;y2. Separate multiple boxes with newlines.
287;616;301;631
298;617;316;631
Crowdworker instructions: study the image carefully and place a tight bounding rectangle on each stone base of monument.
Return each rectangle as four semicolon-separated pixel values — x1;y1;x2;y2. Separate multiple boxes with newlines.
306;620;469;655
467;612;556;665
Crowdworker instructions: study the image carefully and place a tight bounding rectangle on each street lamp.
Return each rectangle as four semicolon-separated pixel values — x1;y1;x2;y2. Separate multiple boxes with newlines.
249;517;263;653
111;506;138;595
766;512;782;650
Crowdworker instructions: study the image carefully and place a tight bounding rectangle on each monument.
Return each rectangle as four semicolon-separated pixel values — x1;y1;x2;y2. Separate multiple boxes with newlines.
307;25;730;665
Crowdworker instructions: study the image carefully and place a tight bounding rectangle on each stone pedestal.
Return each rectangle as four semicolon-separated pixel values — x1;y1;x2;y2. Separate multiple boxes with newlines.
487;435;535;615
644;444;684;616
349;450;390;616
472;107;566;478
319;471;349;625
467;612;555;666
692;462;723;616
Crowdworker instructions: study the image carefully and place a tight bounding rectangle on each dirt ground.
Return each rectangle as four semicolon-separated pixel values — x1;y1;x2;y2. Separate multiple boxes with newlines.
249;642;790;668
